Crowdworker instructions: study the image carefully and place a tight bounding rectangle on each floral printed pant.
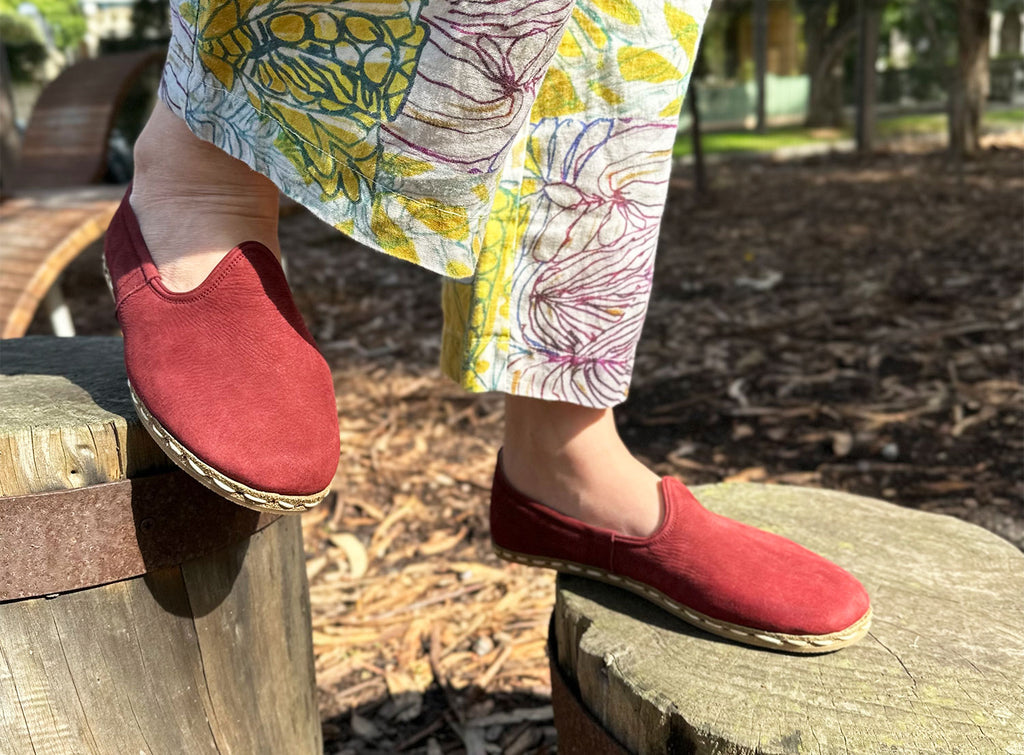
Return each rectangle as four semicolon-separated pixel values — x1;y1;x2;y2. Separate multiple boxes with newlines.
161;0;710;407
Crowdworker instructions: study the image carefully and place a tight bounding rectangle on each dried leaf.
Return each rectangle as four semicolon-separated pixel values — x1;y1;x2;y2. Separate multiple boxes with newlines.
329;533;369;579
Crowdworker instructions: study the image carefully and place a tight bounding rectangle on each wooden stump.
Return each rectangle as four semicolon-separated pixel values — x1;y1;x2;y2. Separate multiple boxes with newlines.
0;336;322;754
552;483;1024;755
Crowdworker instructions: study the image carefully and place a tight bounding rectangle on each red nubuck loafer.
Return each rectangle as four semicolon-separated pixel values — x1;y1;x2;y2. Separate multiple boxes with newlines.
103;189;339;513
490;455;871;652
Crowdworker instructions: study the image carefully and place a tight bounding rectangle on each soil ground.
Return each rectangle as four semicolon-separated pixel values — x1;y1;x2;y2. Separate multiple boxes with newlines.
39;134;1024;754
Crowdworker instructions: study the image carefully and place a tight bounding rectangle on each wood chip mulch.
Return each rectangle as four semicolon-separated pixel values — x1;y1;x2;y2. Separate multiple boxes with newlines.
40;133;1023;754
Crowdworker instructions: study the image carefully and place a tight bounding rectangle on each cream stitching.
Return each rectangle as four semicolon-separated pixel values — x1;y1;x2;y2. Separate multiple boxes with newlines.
129;385;324;513
492;545;870;650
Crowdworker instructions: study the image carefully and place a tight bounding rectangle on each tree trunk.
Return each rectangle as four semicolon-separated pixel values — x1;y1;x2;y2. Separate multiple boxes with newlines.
803;3;831;126
949;0;991;158
802;0;858;127
999;10;1021;57
688;80;707;198
0;39;20;198
754;0;768;132
854;0;882;152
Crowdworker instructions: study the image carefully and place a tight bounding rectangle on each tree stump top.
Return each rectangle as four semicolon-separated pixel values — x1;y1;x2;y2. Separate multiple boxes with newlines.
554;483;1024;755
0;336;170;496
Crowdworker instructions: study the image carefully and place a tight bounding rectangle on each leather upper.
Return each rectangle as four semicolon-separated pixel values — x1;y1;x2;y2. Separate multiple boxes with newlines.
105;190;340;495
490;458;870;636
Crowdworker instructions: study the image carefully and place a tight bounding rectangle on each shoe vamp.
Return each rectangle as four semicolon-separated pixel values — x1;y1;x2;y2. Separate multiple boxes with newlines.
616;512;868;635
121;280;339;494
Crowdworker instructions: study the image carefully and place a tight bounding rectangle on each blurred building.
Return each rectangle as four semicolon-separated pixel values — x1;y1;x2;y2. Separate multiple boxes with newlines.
686;0;809;129
80;0;136;56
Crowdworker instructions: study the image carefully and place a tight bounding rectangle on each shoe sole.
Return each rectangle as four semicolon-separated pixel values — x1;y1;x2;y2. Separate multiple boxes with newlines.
129;383;328;514
493;544;872;653
104;257;327;514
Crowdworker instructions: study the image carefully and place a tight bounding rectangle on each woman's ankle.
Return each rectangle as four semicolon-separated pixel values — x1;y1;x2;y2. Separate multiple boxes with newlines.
502;395;663;537
129;102;282;291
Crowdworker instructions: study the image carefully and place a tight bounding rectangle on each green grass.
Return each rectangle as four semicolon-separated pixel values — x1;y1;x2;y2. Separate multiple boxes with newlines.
672;126;845;157
875;112;947;136
673;107;1024;157
876;107;1024;136
985;107;1024;126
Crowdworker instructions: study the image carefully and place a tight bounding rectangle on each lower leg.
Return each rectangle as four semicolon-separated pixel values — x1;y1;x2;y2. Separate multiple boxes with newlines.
501;395;663;537
130;101;281;292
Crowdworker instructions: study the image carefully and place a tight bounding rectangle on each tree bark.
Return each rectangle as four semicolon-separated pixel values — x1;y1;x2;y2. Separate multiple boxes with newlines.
949;0;991;158
854;0;882;152
801;0;858;128
999;9;1021;57
754;0;768;132
688;80;707;198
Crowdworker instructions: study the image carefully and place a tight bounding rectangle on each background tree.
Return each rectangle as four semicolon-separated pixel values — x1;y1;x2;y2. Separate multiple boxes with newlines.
0;9;48;81
950;0;991;158
687;48;711;198
998;0;1022;53
0;0;86;81
882;0;994;157
0;37;19;196
798;0;858;127
127;0;170;50
0;0;85;52
753;0;768;131
882;0;954;80
855;0;886;151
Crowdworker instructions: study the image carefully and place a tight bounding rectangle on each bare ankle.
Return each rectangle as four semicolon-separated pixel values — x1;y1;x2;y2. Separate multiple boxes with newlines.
504;394;610;451
132;104;279;214
128;103;282;291
501;395;663;536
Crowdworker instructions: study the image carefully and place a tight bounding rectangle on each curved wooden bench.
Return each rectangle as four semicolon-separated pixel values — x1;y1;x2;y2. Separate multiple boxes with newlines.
0;187;302;338
551;483;1024;754
0;49;313;338
0;186;123;337
11;49;163;190
1;49;163;338
0;337;322;753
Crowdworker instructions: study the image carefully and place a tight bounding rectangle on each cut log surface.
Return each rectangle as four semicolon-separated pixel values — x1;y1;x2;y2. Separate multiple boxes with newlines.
554;483;1024;755
0;337;322;754
0;335;168;495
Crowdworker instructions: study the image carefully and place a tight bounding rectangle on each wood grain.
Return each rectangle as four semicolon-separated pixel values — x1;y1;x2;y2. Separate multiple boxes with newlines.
0;521;320;754
0;571;220;754
554;483;1024;755
11;51;162;190
0;336;169;495
0;337;321;753
183;516;322;754
0;187;125;338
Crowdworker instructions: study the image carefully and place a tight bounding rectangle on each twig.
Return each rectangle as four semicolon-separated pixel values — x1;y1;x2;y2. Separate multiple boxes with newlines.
476;644;514;689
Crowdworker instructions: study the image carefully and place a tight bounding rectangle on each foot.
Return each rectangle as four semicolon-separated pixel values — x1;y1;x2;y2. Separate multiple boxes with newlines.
130;101;281;292
501;395;663;538
490;458;872;651
498;396;872;652
104;192;340;513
